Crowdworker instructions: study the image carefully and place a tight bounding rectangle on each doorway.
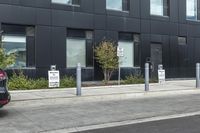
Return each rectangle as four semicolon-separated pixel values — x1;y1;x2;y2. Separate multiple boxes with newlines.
151;43;163;78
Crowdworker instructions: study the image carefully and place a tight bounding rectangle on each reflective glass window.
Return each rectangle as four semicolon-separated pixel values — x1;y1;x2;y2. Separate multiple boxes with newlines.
2;35;26;68
52;0;80;5
150;0;164;16
118;41;134;67
187;0;198;20
107;0;122;11
66;38;86;68
106;0;129;11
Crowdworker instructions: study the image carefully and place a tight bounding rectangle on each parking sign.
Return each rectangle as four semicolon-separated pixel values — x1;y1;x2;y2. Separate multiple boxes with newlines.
117;47;124;57
48;70;60;88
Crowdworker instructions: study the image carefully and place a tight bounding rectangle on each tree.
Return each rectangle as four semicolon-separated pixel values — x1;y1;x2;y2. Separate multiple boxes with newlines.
95;40;118;83
0;48;15;69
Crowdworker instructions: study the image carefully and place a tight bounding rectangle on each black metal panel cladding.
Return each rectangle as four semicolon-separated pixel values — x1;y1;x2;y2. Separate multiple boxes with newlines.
0;0;199;80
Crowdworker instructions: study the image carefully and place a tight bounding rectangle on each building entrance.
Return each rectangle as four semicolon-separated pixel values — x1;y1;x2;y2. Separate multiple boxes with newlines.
151;43;163;78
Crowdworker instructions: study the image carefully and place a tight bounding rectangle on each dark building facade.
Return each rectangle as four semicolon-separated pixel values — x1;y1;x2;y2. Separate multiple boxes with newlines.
0;0;199;80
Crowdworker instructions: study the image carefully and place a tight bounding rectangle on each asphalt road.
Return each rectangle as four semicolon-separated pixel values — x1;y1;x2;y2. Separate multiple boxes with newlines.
1;93;200;133
79;115;200;133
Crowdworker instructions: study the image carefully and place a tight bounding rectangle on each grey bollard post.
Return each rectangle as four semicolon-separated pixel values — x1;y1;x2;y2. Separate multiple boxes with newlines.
196;63;200;88
145;63;149;91
76;63;82;96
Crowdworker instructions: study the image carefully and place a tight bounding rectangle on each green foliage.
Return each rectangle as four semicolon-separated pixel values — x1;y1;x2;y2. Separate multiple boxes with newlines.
123;75;158;84
32;78;48;89
150;78;158;83
8;72;76;90
95;40;118;83
0;48;15;69
8;71;33;90
123;75;144;84
60;76;76;88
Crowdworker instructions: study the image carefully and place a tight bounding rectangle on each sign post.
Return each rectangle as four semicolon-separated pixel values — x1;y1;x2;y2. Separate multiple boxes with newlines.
196;63;200;88
76;63;82;96
117;47;124;85
48;66;60;88
158;64;165;84
145;63;149;91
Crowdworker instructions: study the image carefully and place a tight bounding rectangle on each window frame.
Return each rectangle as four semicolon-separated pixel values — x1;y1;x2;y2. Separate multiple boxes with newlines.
106;0;130;12
1;34;27;69
66;29;94;69
1;24;36;69
66;37;87;68
51;0;80;7
118;40;134;68
150;0;170;17
118;33;141;68
186;0;200;21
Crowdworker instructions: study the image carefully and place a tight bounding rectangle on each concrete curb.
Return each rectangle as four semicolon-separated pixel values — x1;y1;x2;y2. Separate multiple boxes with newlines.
9;83;149;93
9;79;196;93
11;88;200;103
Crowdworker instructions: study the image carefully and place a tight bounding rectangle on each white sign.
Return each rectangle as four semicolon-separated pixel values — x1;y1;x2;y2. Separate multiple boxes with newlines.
117;47;124;57
48;70;60;88
158;69;165;84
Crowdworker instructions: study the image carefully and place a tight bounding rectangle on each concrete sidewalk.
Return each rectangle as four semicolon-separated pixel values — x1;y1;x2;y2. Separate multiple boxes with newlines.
10;80;200;102
3;79;200;133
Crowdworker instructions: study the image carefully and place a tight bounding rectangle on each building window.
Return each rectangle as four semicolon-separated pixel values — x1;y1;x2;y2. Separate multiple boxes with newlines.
118;33;140;68
118;41;134;67
52;0;80;6
2;35;26;68
186;0;198;21
66;29;93;68
178;37;187;45
1;24;35;69
66;39;86;68
106;0;129;11
150;0;169;16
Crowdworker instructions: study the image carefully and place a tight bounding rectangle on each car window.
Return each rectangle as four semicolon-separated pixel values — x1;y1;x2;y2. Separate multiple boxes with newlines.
0;87;6;92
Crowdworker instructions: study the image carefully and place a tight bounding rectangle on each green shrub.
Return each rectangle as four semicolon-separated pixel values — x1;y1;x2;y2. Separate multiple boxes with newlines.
31;78;48;89
0;48;16;69
8;72;76;90
123;75;158;84
60;76;76;88
8;71;32;90
150;78;158;83
123;75;144;84
95;40;118;84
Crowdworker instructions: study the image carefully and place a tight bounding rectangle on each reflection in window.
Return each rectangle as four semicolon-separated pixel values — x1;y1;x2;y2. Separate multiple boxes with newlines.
150;0;164;16
118;41;134;67
2;35;26;68
107;0;122;11
106;0;129;11
187;0;198;20
66;38;86;68
52;0;80;6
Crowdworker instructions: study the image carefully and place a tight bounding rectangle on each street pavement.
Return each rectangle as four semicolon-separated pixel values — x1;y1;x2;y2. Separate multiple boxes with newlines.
79;115;200;133
0;80;200;133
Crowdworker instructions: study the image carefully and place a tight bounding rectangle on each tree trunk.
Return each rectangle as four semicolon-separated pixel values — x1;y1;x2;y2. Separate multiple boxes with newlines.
104;69;108;84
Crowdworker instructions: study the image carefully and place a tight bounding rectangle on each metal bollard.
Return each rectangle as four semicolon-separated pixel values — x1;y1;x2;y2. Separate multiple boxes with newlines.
145;63;149;91
76;63;82;96
196;63;200;88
